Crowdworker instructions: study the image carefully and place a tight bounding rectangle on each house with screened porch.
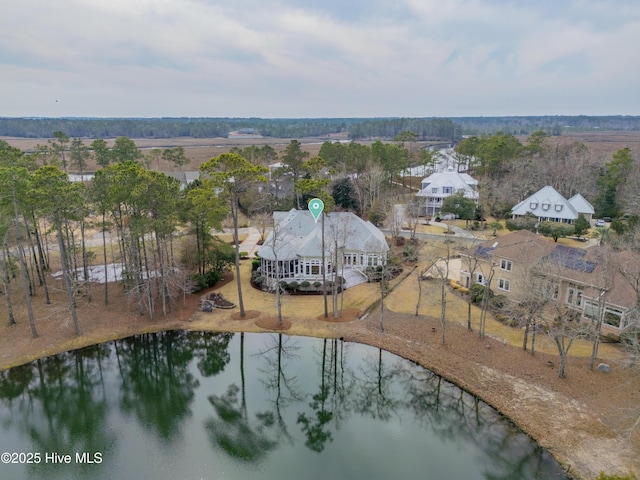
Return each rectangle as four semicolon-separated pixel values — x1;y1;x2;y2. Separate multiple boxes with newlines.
257;209;389;290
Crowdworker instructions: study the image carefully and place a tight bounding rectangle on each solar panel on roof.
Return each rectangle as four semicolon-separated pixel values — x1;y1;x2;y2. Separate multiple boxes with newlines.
475;246;495;258
544;245;597;273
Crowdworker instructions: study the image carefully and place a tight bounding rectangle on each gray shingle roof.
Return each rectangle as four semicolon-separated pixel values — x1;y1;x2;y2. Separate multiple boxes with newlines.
568;193;595;216
258;209;388;261
511;186;579;221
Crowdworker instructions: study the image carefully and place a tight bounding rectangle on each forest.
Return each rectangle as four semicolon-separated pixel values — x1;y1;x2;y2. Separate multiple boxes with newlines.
3;115;640;140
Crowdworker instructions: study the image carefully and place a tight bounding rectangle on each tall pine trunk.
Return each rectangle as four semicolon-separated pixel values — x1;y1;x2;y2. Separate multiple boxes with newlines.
12;195;37;338
1;239;15;326
32;214;51;304
55;213;80;336
232;197;245;317
102;211;109;305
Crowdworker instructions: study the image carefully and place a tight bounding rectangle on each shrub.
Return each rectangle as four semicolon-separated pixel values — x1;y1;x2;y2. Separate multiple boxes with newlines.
491;294;506;309
367;200;386;227
505;214;537;232
191;273;208;292
595;472;637;480
470;283;494;304
300;281;311;288
402;244;419;263
458;287;469;294
288;281;299;290
191;269;222;292
251;258;261;271
313;281;322;288
538;221;574;242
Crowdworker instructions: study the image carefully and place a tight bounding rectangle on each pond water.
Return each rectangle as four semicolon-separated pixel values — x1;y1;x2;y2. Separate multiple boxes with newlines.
0;331;567;479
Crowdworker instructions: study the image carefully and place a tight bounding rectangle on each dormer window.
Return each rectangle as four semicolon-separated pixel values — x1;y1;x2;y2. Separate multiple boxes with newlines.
542;202;550;211
555;204;562;212
530;202;537;209
432;187;438;193
442;186;452;194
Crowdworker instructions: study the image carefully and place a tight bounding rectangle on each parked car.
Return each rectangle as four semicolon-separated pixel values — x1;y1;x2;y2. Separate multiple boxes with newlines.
595;219;606;227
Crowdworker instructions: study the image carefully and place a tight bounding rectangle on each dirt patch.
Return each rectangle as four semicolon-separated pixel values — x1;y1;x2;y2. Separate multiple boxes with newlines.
255;317;292;330
316;307;361;322
230;310;260;320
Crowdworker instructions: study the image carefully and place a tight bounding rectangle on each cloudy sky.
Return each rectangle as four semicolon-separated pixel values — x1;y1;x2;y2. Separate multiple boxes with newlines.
2;0;639;118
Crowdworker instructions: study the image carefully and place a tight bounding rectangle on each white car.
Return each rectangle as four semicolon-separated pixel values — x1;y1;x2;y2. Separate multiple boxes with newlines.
595;219;606;227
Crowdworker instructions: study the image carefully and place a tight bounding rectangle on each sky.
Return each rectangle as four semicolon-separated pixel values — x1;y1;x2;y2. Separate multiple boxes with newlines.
2;0;640;118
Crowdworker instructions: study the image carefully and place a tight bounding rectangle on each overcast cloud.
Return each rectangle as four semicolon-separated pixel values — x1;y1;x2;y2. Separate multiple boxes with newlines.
1;0;639;118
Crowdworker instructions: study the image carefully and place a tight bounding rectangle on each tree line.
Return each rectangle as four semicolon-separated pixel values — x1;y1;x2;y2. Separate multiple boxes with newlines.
4;115;640;140
453;130;640;222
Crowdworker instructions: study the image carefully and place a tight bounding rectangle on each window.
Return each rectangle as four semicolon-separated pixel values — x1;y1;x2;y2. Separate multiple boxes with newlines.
476;273;485;285
542;202;550;211
583;300;599;320
603;307;623;328
500;259;512;271
498;278;510;291
432;187;438;193
555;204;563;212
530;202;538;209
566;283;583;308
443;186;452;194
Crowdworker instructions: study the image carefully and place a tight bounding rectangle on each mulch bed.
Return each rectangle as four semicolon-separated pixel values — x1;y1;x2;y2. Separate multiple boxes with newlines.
255;317;292;330
316;307;361;322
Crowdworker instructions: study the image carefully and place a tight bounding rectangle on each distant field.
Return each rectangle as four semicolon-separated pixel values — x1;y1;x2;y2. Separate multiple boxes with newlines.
3;130;640;172
2;134;354;170
518;130;640;160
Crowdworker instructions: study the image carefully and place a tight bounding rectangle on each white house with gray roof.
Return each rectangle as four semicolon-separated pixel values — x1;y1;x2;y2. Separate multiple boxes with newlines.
567;193;595;222
416;168;479;217
258;209;388;289
511;186;595;224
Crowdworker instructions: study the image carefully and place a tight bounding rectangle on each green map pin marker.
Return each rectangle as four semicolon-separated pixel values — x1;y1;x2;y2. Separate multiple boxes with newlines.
308;198;324;223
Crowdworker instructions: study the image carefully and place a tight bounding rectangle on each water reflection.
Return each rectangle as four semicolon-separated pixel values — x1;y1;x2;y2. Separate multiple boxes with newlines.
0;332;567;480
116;332;198;441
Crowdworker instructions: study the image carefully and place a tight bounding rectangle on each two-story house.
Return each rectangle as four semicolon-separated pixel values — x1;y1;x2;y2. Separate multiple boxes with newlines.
416;167;479;217
460;230;637;336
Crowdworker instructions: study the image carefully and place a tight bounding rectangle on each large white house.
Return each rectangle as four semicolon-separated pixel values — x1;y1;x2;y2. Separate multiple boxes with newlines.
416;168;479;216
511;186;595;224
258;209;389;289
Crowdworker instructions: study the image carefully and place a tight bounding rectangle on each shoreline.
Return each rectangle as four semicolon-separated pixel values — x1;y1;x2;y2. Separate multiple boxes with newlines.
0;267;638;480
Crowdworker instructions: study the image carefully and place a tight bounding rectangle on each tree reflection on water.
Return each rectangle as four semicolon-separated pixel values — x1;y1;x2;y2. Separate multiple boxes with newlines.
0;332;566;480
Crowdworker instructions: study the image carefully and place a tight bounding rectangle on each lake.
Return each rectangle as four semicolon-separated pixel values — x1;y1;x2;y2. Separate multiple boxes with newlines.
0;331;567;479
